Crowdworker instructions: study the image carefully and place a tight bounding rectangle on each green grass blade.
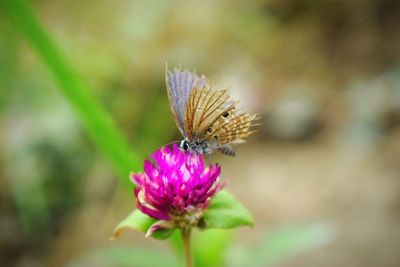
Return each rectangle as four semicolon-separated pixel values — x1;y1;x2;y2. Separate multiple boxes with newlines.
1;0;140;187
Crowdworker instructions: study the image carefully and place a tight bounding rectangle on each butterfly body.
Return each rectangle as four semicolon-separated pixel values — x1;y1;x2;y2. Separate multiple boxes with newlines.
180;138;215;155
166;66;258;156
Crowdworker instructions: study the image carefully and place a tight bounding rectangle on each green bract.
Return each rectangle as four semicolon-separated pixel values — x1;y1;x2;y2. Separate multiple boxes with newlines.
112;190;253;239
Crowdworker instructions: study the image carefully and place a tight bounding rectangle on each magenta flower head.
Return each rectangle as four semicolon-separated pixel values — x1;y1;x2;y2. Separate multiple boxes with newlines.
131;144;225;235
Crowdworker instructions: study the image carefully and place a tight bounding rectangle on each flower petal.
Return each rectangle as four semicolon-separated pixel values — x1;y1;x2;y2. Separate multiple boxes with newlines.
136;198;170;221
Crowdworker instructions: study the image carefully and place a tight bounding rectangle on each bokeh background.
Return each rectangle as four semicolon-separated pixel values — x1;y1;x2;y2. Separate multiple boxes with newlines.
1;0;400;267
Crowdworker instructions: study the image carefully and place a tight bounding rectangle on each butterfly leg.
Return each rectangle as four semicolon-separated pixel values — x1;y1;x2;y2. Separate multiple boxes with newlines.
216;145;235;156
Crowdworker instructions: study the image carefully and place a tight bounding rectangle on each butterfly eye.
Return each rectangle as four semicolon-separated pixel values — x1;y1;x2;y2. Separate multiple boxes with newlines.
207;127;213;133
222;111;230;118
180;140;189;151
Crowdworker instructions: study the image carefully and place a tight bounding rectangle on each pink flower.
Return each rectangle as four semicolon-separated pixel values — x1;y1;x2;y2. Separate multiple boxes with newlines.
131;144;225;231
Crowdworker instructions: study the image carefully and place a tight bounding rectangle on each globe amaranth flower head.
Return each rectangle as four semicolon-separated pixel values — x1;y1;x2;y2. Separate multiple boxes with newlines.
131;144;225;236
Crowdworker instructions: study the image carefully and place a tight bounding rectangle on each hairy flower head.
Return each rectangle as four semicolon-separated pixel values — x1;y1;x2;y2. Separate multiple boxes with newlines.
131;144;225;233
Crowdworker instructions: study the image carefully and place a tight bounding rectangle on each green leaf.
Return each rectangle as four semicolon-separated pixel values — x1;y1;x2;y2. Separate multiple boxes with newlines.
152;228;176;240
111;210;155;240
111;210;175;240
150;221;176;240
203;190;253;229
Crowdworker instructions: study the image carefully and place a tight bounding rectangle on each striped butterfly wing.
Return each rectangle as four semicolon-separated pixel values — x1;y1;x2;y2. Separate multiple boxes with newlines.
211;112;258;144
184;86;231;140
184;86;258;155
165;67;208;135
203;108;258;156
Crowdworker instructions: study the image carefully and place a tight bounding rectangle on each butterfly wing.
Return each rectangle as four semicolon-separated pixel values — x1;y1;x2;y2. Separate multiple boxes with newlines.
165;66;208;135
184;86;231;139
211;112;258;144
184;86;258;155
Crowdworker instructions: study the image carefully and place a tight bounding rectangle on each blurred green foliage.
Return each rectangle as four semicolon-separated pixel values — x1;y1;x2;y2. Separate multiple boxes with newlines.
69;224;332;267
2;0;140;185
67;246;180;267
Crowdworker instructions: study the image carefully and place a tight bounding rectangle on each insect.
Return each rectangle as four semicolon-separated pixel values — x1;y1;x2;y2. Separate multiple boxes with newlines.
165;66;259;156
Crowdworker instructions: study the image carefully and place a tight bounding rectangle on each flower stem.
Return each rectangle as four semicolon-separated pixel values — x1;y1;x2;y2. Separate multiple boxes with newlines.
181;228;193;267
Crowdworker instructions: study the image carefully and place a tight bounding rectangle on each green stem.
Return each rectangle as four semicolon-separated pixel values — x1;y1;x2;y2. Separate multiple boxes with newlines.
181;229;193;267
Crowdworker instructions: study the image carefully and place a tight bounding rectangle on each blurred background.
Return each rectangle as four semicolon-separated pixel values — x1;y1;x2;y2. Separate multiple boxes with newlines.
1;0;400;266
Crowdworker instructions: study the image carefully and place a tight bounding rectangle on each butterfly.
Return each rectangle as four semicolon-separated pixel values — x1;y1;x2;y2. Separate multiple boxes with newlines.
165;66;259;156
